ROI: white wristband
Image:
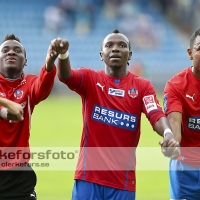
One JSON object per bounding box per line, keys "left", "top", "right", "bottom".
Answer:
{"left": 0, "top": 107, "right": 8, "bottom": 119}
{"left": 163, "top": 128, "right": 173, "bottom": 137}
{"left": 58, "top": 51, "right": 69, "bottom": 60}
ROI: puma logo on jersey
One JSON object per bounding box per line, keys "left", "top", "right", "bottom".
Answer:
{"left": 96, "top": 82, "right": 105, "bottom": 91}
{"left": 30, "top": 190, "right": 36, "bottom": 199}
{"left": 186, "top": 94, "right": 195, "bottom": 102}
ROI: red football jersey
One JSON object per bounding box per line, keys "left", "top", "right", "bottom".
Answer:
{"left": 0, "top": 65, "right": 56, "bottom": 169}
{"left": 59, "top": 68, "right": 165, "bottom": 192}
{"left": 164, "top": 66, "right": 200, "bottom": 167}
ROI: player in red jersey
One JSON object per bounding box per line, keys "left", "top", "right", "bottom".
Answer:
{"left": 164, "top": 29, "right": 200, "bottom": 199}
{"left": 0, "top": 97, "right": 23, "bottom": 121}
{"left": 0, "top": 34, "right": 58, "bottom": 200}
{"left": 51, "top": 29, "right": 180, "bottom": 199}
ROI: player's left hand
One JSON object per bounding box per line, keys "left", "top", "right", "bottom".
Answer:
{"left": 159, "top": 133, "right": 180, "bottom": 159}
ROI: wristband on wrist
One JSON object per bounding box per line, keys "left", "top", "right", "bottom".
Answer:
{"left": 58, "top": 51, "right": 69, "bottom": 60}
{"left": 0, "top": 107, "right": 7, "bottom": 119}
{"left": 163, "top": 128, "right": 173, "bottom": 137}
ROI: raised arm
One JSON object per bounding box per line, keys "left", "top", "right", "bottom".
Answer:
{"left": 57, "top": 43, "right": 71, "bottom": 80}
{"left": 28, "top": 39, "right": 66, "bottom": 105}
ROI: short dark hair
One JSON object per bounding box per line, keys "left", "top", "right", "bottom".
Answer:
{"left": 190, "top": 29, "right": 200, "bottom": 49}
{"left": 2, "top": 34, "right": 21, "bottom": 43}
{"left": 110, "top": 29, "right": 131, "bottom": 51}
{"left": 112, "top": 29, "right": 119, "bottom": 33}
{"left": 101, "top": 29, "right": 131, "bottom": 51}
{"left": 2, "top": 34, "right": 26, "bottom": 58}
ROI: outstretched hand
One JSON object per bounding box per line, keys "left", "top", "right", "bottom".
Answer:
{"left": 159, "top": 133, "right": 180, "bottom": 159}
{"left": 46, "top": 37, "right": 69, "bottom": 69}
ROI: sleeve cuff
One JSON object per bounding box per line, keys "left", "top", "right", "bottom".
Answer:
{"left": 44, "top": 64, "right": 57, "bottom": 73}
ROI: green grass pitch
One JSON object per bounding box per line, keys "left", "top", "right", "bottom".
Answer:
{"left": 30, "top": 94, "right": 170, "bottom": 200}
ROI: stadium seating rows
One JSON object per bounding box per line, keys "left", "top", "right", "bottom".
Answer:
{"left": 0, "top": 0, "right": 191, "bottom": 90}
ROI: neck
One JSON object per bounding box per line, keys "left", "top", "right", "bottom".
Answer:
{"left": 105, "top": 65, "right": 127, "bottom": 77}
{"left": 0, "top": 71, "right": 21, "bottom": 80}
{"left": 192, "top": 66, "right": 200, "bottom": 79}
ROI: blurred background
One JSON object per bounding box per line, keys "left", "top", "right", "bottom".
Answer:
{"left": 0, "top": 0, "right": 199, "bottom": 199}
{"left": 0, "top": 0, "right": 199, "bottom": 91}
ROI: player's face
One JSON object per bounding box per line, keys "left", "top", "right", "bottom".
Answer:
{"left": 188, "top": 35, "right": 200, "bottom": 70}
{"left": 0, "top": 40, "right": 27, "bottom": 78}
{"left": 100, "top": 33, "right": 132, "bottom": 72}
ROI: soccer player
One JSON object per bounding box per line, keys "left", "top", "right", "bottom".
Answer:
{"left": 52, "top": 29, "right": 180, "bottom": 200}
{"left": 0, "top": 97, "right": 23, "bottom": 121}
{"left": 164, "top": 29, "right": 200, "bottom": 199}
{"left": 0, "top": 34, "right": 58, "bottom": 200}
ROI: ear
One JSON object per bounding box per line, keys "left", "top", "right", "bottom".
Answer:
{"left": 100, "top": 51, "right": 103, "bottom": 61}
{"left": 24, "top": 59, "right": 27, "bottom": 66}
{"left": 128, "top": 51, "right": 132, "bottom": 60}
{"left": 187, "top": 48, "right": 193, "bottom": 60}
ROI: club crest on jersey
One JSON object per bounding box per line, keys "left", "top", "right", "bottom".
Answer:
{"left": 128, "top": 88, "right": 138, "bottom": 98}
{"left": 143, "top": 95, "right": 157, "bottom": 113}
{"left": 108, "top": 88, "right": 125, "bottom": 97}
{"left": 14, "top": 90, "right": 23, "bottom": 99}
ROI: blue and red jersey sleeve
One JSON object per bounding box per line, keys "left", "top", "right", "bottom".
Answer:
{"left": 141, "top": 79, "right": 165, "bottom": 127}
{"left": 163, "top": 81, "right": 183, "bottom": 116}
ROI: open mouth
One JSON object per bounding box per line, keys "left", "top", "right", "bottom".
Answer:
{"left": 6, "top": 57, "right": 17, "bottom": 61}
{"left": 109, "top": 55, "right": 121, "bottom": 59}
